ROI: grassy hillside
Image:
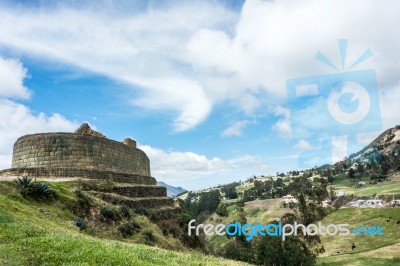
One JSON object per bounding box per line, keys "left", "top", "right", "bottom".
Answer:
{"left": 329, "top": 173, "right": 400, "bottom": 196}
{"left": 178, "top": 171, "right": 400, "bottom": 265}
{"left": 205, "top": 200, "right": 400, "bottom": 265}
{"left": 317, "top": 208, "right": 400, "bottom": 265}
{"left": 0, "top": 181, "right": 248, "bottom": 266}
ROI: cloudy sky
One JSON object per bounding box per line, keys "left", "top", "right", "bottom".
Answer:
{"left": 0, "top": 0, "right": 399, "bottom": 189}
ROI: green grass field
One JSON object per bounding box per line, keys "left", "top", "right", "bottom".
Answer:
{"left": 317, "top": 208, "right": 400, "bottom": 266}
{"left": 329, "top": 173, "right": 400, "bottom": 196}
{"left": 0, "top": 181, "right": 248, "bottom": 266}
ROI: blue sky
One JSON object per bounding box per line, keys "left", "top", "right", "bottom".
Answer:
{"left": 0, "top": 0, "right": 399, "bottom": 190}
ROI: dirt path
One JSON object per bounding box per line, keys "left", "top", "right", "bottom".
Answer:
{"left": 0, "top": 176, "right": 91, "bottom": 182}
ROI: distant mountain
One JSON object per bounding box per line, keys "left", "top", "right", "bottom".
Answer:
{"left": 157, "top": 181, "right": 187, "bottom": 197}
{"left": 347, "top": 125, "right": 400, "bottom": 165}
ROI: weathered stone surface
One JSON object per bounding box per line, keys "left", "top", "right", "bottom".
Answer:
{"left": 0, "top": 167, "right": 157, "bottom": 185}
{"left": 75, "top": 123, "right": 107, "bottom": 138}
{"left": 91, "top": 192, "right": 174, "bottom": 209}
{"left": 11, "top": 133, "right": 150, "bottom": 176}
{"left": 111, "top": 185, "right": 166, "bottom": 198}
{"left": 122, "top": 138, "right": 136, "bottom": 148}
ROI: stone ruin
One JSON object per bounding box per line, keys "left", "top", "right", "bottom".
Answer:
{"left": 0, "top": 124, "right": 175, "bottom": 210}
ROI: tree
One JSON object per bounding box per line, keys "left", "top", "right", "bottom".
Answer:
{"left": 327, "top": 169, "right": 334, "bottom": 183}
{"left": 347, "top": 168, "right": 356, "bottom": 179}
{"left": 215, "top": 203, "right": 228, "bottom": 216}
{"left": 221, "top": 182, "right": 239, "bottom": 199}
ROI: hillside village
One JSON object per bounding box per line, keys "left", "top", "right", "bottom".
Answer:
{"left": 176, "top": 126, "right": 400, "bottom": 264}
{"left": 179, "top": 125, "right": 400, "bottom": 209}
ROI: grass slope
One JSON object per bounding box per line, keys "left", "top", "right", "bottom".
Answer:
{"left": 0, "top": 181, "right": 248, "bottom": 266}
{"left": 329, "top": 173, "right": 400, "bottom": 196}
{"left": 317, "top": 208, "right": 400, "bottom": 266}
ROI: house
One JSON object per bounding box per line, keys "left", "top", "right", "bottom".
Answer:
{"left": 348, "top": 200, "right": 365, "bottom": 207}
{"left": 390, "top": 199, "right": 400, "bottom": 206}
{"left": 281, "top": 194, "right": 298, "bottom": 204}
{"left": 358, "top": 181, "right": 366, "bottom": 187}
{"left": 363, "top": 199, "right": 384, "bottom": 207}
{"left": 336, "top": 191, "right": 346, "bottom": 197}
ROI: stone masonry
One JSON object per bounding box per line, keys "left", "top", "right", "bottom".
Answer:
{"left": 10, "top": 133, "right": 150, "bottom": 176}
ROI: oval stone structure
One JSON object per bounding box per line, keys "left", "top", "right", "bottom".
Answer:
{"left": 0, "top": 124, "right": 178, "bottom": 211}
{"left": 11, "top": 133, "right": 150, "bottom": 176}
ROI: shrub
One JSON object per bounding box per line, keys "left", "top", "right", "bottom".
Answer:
{"left": 31, "top": 182, "right": 57, "bottom": 200}
{"left": 118, "top": 221, "right": 140, "bottom": 238}
{"left": 216, "top": 203, "right": 228, "bottom": 216}
{"left": 100, "top": 206, "right": 120, "bottom": 222}
{"left": 73, "top": 189, "right": 93, "bottom": 217}
{"left": 15, "top": 177, "right": 56, "bottom": 201}
{"left": 178, "top": 212, "right": 193, "bottom": 228}
{"left": 133, "top": 206, "right": 149, "bottom": 216}
{"left": 119, "top": 204, "right": 131, "bottom": 219}
{"left": 15, "top": 176, "right": 34, "bottom": 197}
{"left": 75, "top": 189, "right": 85, "bottom": 198}
{"left": 15, "top": 176, "right": 33, "bottom": 190}
{"left": 74, "top": 217, "right": 87, "bottom": 231}
{"left": 143, "top": 230, "right": 155, "bottom": 245}
{"left": 158, "top": 219, "right": 182, "bottom": 238}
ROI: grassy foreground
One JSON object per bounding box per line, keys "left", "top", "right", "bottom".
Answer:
{"left": 0, "top": 181, "right": 247, "bottom": 266}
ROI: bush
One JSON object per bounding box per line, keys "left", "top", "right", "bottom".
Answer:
{"left": 143, "top": 230, "right": 155, "bottom": 245}
{"left": 158, "top": 219, "right": 182, "bottom": 238}
{"left": 74, "top": 217, "right": 87, "bottom": 231}
{"left": 15, "top": 176, "right": 33, "bottom": 195}
{"left": 100, "top": 206, "right": 120, "bottom": 222}
{"left": 118, "top": 221, "right": 140, "bottom": 238}
{"left": 75, "top": 189, "right": 85, "bottom": 198}
{"left": 133, "top": 206, "right": 149, "bottom": 216}
{"left": 15, "top": 177, "right": 56, "bottom": 200}
{"left": 178, "top": 212, "right": 193, "bottom": 228}
{"left": 73, "top": 189, "right": 93, "bottom": 217}
{"left": 216, "top": 203, "right": 228, "bottom": 216}
{"left": 31, "top": 182, "right": 57, "bottom": 200}
{"left": 119, "top": 204, "right": 131, "bottom": 219}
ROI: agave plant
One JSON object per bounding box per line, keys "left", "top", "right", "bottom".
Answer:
{"left": 15, "top": 176, "right": 34, "bottom": 195}
{"left": 15, "top": 176, "right": 33, "bottom": 188}
{"left": 74, "top": 217, "right": 87, "bottom": 231}
{"left": 32, "top": 182, "right": 55, "bottom": 200}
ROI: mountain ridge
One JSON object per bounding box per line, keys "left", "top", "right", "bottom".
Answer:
{"left": 157, "top": 181, "right": 187, "bottom": 197}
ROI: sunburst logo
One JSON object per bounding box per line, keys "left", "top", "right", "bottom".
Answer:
{"left": 286, "top": 39, "right": 382, "bottom": 168}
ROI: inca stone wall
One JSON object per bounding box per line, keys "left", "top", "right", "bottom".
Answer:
{"left": 11, "top": 133, "right": 150, "bottom": 176}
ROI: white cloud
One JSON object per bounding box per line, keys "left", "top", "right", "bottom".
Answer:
{"left": 0, "top": 99, "right": 79, "bottom": 168}
{"left": 221, "top": 120, "right": 251, "bottom": 137}
{"left": 0, "top": 57, "right": 30, "bottom": 99}
{"left": 379, "top": 84, "right": 400, "bottom": 130}
{"left": 0, "top": 0, "right": 399, "bottom": 134}
{"left": 0, "top": 57, "right": 79, "bottom": 169}
{"left": 139, "top": 144, "right": 268, "bottom": 182}
{"left": 293, "top": 140, "right": 315, "bottom": 151}
{"left": 272, "top": 106, "right": 292, "bottom": 138}
{"left": 0, "top": 2, "right": 236, "bottom": 131}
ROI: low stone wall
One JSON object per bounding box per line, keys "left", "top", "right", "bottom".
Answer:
{"left": 93, "top": 192, "right": 174, "bottom": 209}
{"left": 112, "top": 185, "right": 167, "bottom": 198}
{"left": 0, "top": 167, "right": 156, "bottom": 185}
{"left": 11, "top": 133, "right": 150, "bottom": 176}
